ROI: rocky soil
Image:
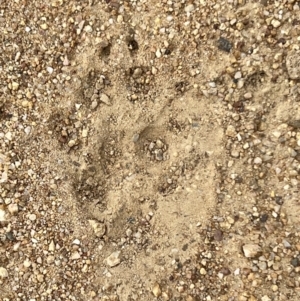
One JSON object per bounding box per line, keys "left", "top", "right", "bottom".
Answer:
{"left": 1, "top": 0, "right": 300, "bottom": 300}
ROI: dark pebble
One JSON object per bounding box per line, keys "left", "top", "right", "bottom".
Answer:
{"left": 217, "top": 37, "right": 232, "bottom": 53}
{"left": 128, "top": 39, "right": 139, "bottom": 51}
{"left": 291, "top": 258, "right": 299, "bottom": 267}
{"left": 164, "top": 48, "right": 171, "bottom": 55}
{"left": 214, "top": 229, "right": 223, "bottom": 241}
{"left": 275, "top": 196, "right": 283, "bottom": 205}
{"left": 182, "top": 243, "right": 188, "bottom": 251}
{"left": 6, "top": 231, "right": 15, "bottom": 241}
{"left": 235, "top": 175, "right": 243, "bottom": 184}
{"left": 260, "top": 214, "right": 268, "bottom": 223}
{"left": 219, "top": 267, "right": 231, "bottom": 276}
{"left": 288, "top": 120, "right": 300, "bottom": 129}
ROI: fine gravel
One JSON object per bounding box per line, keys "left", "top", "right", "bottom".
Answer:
{"left": 1, "top": 0, "right": 300, "bottom": 301}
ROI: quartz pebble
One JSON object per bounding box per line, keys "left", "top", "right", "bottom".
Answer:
{"left": 234, "top": 71, "right": 242, "bottom": 79}
{"left": 261, "top": 296, "right": 271, "bottom": 301}
{"left": 244, "top": 92, "right": 252, "bottom": 99}
{"left": 253, "top": 157, "right": 262, "bottom": 165}
{"left": 0, "top": 209, "right": 6, "bottom": 222}
{"left": 29, "top": 214, "right": 37, "bottom": 221}
{"left": 152, "top": 282, "right": 162, "bottom": 297}
{"left": 49, "top": 240, "right": 55, "bottom": 252}
{"left": 242, "top": 244, "right": 262, "bottom": 258}
{"left": 100, "top": 93, "right": 111, "bottom": 105}
{"left": 71, "top": 251, "right": 81, "bottom": 260}
{"left": 185, "top": 4, "right": 195, "bottom": 13}
{"left": 0, "top": 267, "right": 8, "bottom": 278}
{"left": 88, "top": 220, "right": 106, "bottom": 238}
{"left": 72, "top": 239, "right": 81, "bottom": 245}
{"left": 8, "top": 203, "right": 18, "bottom": 214}
{"left": 106, "top": 251, "right": 121, "bottom": 267}
{"left": 271, "top": 19, "right": 281, "bottom": 28}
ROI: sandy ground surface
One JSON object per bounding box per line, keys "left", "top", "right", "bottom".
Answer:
{"left": 1, "top": 0, "right": 300, "bottom": 300}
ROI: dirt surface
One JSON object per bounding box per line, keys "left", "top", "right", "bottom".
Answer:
{"left": 1, "top": 0, "right": 300, "bottom": 300}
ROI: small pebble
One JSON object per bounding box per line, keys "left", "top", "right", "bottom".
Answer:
{"left": 261, "top": 296, "right": 271, "bottom": 301}
{"left": 244, "top": 92, "right": 252, "bottom": 99}
{"left": 132, "top": 133, "right": 139, "bottom": 142}
{"left": 0, "top": 267, "right": 8, "bottom": 278}
{"left": 185, "top": 4, "right": 195, "bottom": 12}
{"left": 40, "top": 23, "right": 48, "bottom": 30}
{"left": 271, "top": 19, "right": 281, "bottom": 28}
{"left": 100, "top": 93, "right": 111, "bottom": 105}
{"left": 49, "top": 240, "right": 55, "bottom": 252}
{"left": 88, "top": 220, "right": 106, "bottom": 238}
{"left": 24, "top": 258, "right": 31, "bottom": 268}
{"left": 46, "top": 66, "right": 54, "bottom": 74}
{"left": 29, "top": 214, "right": 37, "bottom": 221}
{"left": 37, "top": 274, "right": 44, "bottom": 282}
{"left": 7, "top": 203, "right": 18, "bottom": 214}
{"left": 70, "top": 251, "right": 81, "bottom": 260}
{"left": 106, "top": 251, "right": 121, "bottom": 267}
{"left": 82, "top": 129, "right": 88, "bottom": 138}
{"left": 234, "top": 71, "right": 242, "bottom": 79}
{"left": 152, "top": 282, "right": 162, "bottom": 297}
{"left": 91, "top": 100, "right": 98, "bottom": 109}
{"left": 291, "top": 258, "right": 299, "bottom": 267}
{"left": 11, "top": 81, "right": 19, "bottom": 90}
{"left": 156, "top": 49, "right": 162, "bottom": 58}
{"left": 231, "top": 150, "right": 240, "bottom": 158}
{"left": 68, "top": 140, "right": 76, "bottom": 147}
{"left": 217, "top": 37, "right": 232, "bottom": 52}
{"left": 242, "top": 244, "right": 262, "bottom": 258}
{"left": 253, "top": 157, "right": 262, "bottom": 164}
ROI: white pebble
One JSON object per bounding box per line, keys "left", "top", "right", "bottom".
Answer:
{"left": 49, "top": 240, "right": 55, "bottom": 252}
{"left": 253, "top": 157, "right": 262, "bottom": 164}
{"left": 0, "top": 267, "right": 8, "bottom": 278}
{"left": 68, "top": 140, "right": 76, "bottom": 147}
{"left": 155, "top": 49, "right": 162, "bottom": 58}
{"left": 24, "top": 258, "right": 31, "bottom": 268}
{"left": 234, "top": 71, "right": 242, "bottom": 79}
{"left": 70, "top": 251, "right": 81, "bottom": 260}
{"left": 72, "top": 239, "right": 81, "bottom": 245}
{"left": 46, "top": 66, "right": 54, "bottom": 74}
{"left": 185, "top": 4, "right": 195, "bottom": 12}
{"left": 84, "top": 25, "right": 93, "bottom": 33}
{"left": 152, "top": 282, "right": 162, "bottom": 297}
{"left": 0, "top": 209, "right": 6, "bottom": 222}
{"left": 5, "top": 132, "right": 12, "bottom": 140}
{"left": 8, "top": 203, "right": 18, "bottom": 214}
{"left": 29, "top": 213, "right": 36, "bottom": 221}
{"left": 242, "top": 244, "right": 261, "bottom": 258}
{"left": 244, "top": 92, "right": 252, "bottom": 99}
{"left": 24, "top": 126, "right": 31, "bottom": 135}
{"left": 271, "top": 19, "right": 281, "bottom": 28}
